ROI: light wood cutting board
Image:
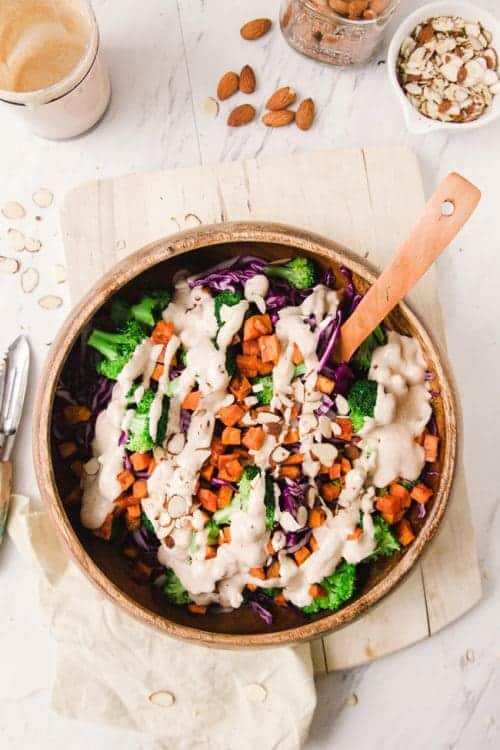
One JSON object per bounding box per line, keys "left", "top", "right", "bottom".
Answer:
{"left": 60, "top": 145, "right": 482, "bottom": 675}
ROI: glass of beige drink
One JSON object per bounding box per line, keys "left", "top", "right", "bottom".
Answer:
{"left": 0, "top": 0, "right": 111, "bottom": 139}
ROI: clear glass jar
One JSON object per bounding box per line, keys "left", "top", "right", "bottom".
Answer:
{"left": 280, "top": 0, "right": 400, "bottom": 67}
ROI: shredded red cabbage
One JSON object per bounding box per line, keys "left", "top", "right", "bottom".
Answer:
{"left": 180, "top": 409, "right": 192, "bottom": 433}
{"left": 315, "top": 394, "right": 335, "bottom": 416}
{"left": 333, "top": 362, "right": 354, "bottom": 396}
{"left": 286, "top": 529, "right": 312, "bottom": 553}
{"left": 340, "top": 266, "right": 362, "bottom": 317}
{"left": 279, "top": 478, "right": 308, "bottom": 519}
{"left": 317, "top": 310, "right": 343, "bottom": 373}
{"left": 210, "top": 477, "right": 238, "bottom": 490}
{"left": 417, "top": 503, "right": 427, "bottom": 519}
{"left": 188, "top": 255, "right": 266, "bottom": 292}
{"left": 248, "top": 596, "right": 273, "bottom": 626}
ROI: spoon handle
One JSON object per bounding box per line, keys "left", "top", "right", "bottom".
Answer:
{"left": 336, "top": 172, "right": 481, "bottom": 364}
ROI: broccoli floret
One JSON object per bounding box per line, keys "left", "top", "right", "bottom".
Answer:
{"left": 214, "top": 290, "right": 243, "bottom": 327}
{"left": 141, "top": 511, "right": 155, "bottom": 533}
{"left": 303, "top": 561, "right": 356, "bottom": 614}
{"left": 88, "top": 320, "right": 147, "bottom": 380}
{"left": 126, "top": 390, "right": 155, "bottom": 452}
{"left": 261, "top": 587, "right": 279, "bottom": 597}
{"left": 251, "top": 375, "right": 273, "bottom": 405}
{"left": 163, "top": 569, "right": 191, "bottom": 605}
{"left": 179, "top": 348, "right": 188, "bottom": 366}
{"left": 212, "top": 465, "right": 260, "bottom": 525}
{"left": 293, "top": 362, "right": 306, "bottom": 378}
{"left": 347, "top": 378, "right": 378, "bottom": 433}
{"left": 265, "top": 472, "right": 276, "bottom": 531}
{"left": 110, "top": 298, "right": 132, "bottom": 327}
{"left": 264, "top": 257, "right": 317, "bottom": 290}
{"left": 352, "top": 325, "right": 385, "bottom": 373}
{"left": 369, "top": 514, "right": 400, "bottom": 561}
{"left": 130, "top": 290, "right": 171, "bottom": 328}
{"left": 225, "top": 348, "right": 237, "bottom": 377}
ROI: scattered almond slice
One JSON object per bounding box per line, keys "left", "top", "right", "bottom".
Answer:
{"left": 2, "top": 201, "right": 25, "bottom": 220}
{"left": 53, "top": 264, "right": 67, "bottom": 284}
{"left": 38, "top": 294, "right": 62, "bottom": 309}
{"left": 148, "top": 690, "right": 175, "bottom": 707}
{"left": 201, "top": 96, "right": 219, "bottom": 118}
{"left": 184, "top": 213, "right": 202, "bottom": 227}
{"left": 24, "top": 237, "right": 42, "bottom": 253}
{"left": 32, "top": 189, "right": 54, "bottom": 208}
{"left": 0, "top": 256, "right": 20, "bottom": 274}
{"left": 7, "top": 228, "right": 26, "bottom": 252}
{"left": 115, "top": 239, "right": 127, "bottom": 250}
{"left": 21, "top": 268, "right": 39, "bottom": 293}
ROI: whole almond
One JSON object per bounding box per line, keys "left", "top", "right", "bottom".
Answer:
{"left": 262, "top": 110, "right": 295, "bottom": 127}
{"left": 266, "top": 86, "right": 297, "bottom": 111}
{"left": 296, "top": 98, "right": 315, "bottom": 130}
{"left": 217, "top": 71, "right": 239, "bottom": 100}
{"left": 228, "top": 104, "right": 256, "bottom": 127}
{"left": 239, "top": 65, "right": 256, "bottom": 94}
{"left": 240, "top": 18, "right": 272, "bottom": 41}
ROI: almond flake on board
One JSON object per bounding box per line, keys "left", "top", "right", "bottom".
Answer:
{"left": 0, "top": 256, "right": 20, "bottom": 274}
{"left": 7, "top": 228, "right": 26, "bottom": 252}
{"left": 53, "top": 264, "right": 67, "bottom": 284}
{"left": 201, "top": 96, "right": 219, "bottom": 118}
{"left": 148, "top": 690, "right": 175, "bottom": 707}
{"left": 24, "top": 237, "right": 42, "bottom": 253}
{"left": 21, "top": 268, "right": 39, "bottom": 293}
{"left": 32, "top": 189, "right": 54, "bottom": 208}
{"left": 2, "top": 201, "right": 25, "bottom": 220}
{"left": 38, "top": 294, "right": 63, "bottom": 309}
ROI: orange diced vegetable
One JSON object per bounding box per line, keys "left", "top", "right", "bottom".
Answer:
{"left": 243, "top": 314, "right": 273, "bottom": 341}
{"left": 130, "top": 452, "right": 151, "bottom": 472}
{"left": 188, "top": 604, "right": 207, "bottom": 615}
{"left": 424, "top": 433, "right": 439, "bottom": 462}
{"left": 309, "top": 536, "right": 319, "bottom": 553}
{"left": 220, "top": 526, "right": 232, "bottom": 544}
{"left": 218, "top": 404, "right": 245, "bottom": 427}
{"left": 217, "top": 486, "right": 234, "bottom": 509}
{"left": 221, "top": 426, "right": 241, "bottom": 445}
{"left": 236, "top": 354, "right": 259, "bottom": 378}
{"left": 316, "top": 375, "right": 335, "bottom": 395}
{"left": 156, "top": 346, "right": 167, "bottom": 365}
{"left": 308, "top": 584, "right": 326, "bottom": 599}
{"left": 257, "top": 359, "right": 274, "bottom": 375}
{"left": 218, "top": 455, "right": 244, "bottom": 483}
{"left": 283, "top": 452, "right": 304, "bottom": 466}
{"left": 205, "top": 545, "right": 217, "bottom": 559}
{"left": 200, "top": 462, "right": 215, "bottom": 481}
{"left": 151, "top": 363, "right": 164, "bottom": 382}
{"left": 389, "top": 482, "right": 411, "bottom": 508}
{"left": 396, "top": 518, "right": 415, "bottom": 546}
{"left": 266, "top": 540, "right": 275, "bottom": 555}
{"left": 209, "top": 436, "right": 225, "bottom": 464}
{"left": 335, "top": 418, "right": 353, "bottom": 441}
{"left": 242, "top": 339, "right": 260, "bottom": 356}
{"left": 246, "top": 583, "right": 257, "bottom": 592}
{"left": 242, "top": 426, "right": 265, "bottom": 451}
{"left": 274, "top": 593, "right": 287, "bottom": 607}
{"left": 133, "top": 480, "right": 148, "bottom": 499}
{"left": 341, "top": 457, "right": 352, "bottom": 475}
{"left": 375, "top": 494, "right": 404, "bottom": 525}
{"left": 115, "top": 494, "right": 141, "bottom": 510}
{"left": 151, "top": 320, "right": 174, "bottom": 345}
{"left": 294, "top": 547, "right": 311, "bottom": 566}
{"left": 117, "top": 469, "right": 135, "bottom": 491}
{"left": 347, "top": 527, "right": 363, "bottom": 541}
{"left": 182, "top": 390, "right": 202, "bottom": 410}
{"left": 57, "top": 441, "right": 77, "bottom": 459}
{"left": 64, "top": 405, "right": 92, "bottom": 424}
{"left": 283, "top": 428, "right": 299, "bottom": 445}
{"left": 258, "top": 334, "right": 281, "bottom": 364}
{"left": 249, "top": 567, "right": 266, "bottom": 580}
{"left": 267, "top": 560, "right": 280, "bottom": 578}
{"left": 292, "top": 343, "right": 304, "bottom": 365}
{"left": 410, "top": 483, "right": 433, "bottom": 505}
{"left": 321, "top": 482, "right": 340, "bottom": 502}
{"left": 280, "top": 465, "right": 301, "bottom": 480}
{"left": 309, "top": 508, "right": 326, "bottom": 528}
{"left": 329, "top": 463, "right": 342, "bottom": 480}
{"left": 230, "top": 375, "right": 252, "bottom": 402}
{"left": 198, "top": 488, "right": 218, "bottom": 512}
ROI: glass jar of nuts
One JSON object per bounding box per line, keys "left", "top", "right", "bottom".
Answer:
{"left": 280, "top": 0, "right": 400, "bottom": 67}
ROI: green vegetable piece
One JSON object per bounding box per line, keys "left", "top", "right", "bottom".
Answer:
{"left": 293, "top": 362, "right": 306, "bottom": 378}
{"left": 141, "top": 511, "right": 155, "bottom": 534}
{"left": 130, "top": 290, "right": 171, "bottom": 328}
{"left": 206, "top": 518, "right": 220, "bottom": 545}
{"left": 352, "top": 325, "right": 385, "bottom": 373}
{"left": 88, "top": 320, "right": 147, "bottom": 381}
{"left": 166, "top": 377, "right": 180, "bottom": 397}
{"left": 261, "top": 587, "right": 279, "bottom": 597}
{"left": 303, "top": 561, "right": 356, "bottom": 614}
{"left": 212, "top": 465, "right": 260, "bottom": 524}
{"left": 225, "top": 348, "right": 237, "bottom": 377}
{"left": 347, "top": 378, "right": 378, "bottom": 433}
{"left": 265, "top": 472, "right": 276, "bottom": 531}
{"left": 369, "top": 514, "right": 400, "bottom": 561}
{"left": 163, "top": 569, "right": 191, "bottom": 605}
{"left": 110, "top": 299, "right": 131, "bottom": 327}
{"left": 264, "top": 257, "right": 317, "bottom": 290}
{"left": 251, "top": 375, "right": 273, "bottom": 406}
{"left": 214, "top": 290, "right": 243, "bottom": 327}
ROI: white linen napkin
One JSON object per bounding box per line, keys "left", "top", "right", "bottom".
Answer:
{"left": 7, "top": 495, "right": 316, "bottom": 749}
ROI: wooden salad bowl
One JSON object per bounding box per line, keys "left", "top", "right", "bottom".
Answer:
{"left": 33, "top": 222, "right": 457, "bottom": 648}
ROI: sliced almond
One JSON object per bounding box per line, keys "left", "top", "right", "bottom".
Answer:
{"left": 38, "top": 294, "right": 62, "bottom": 309}
{"left": 296, "top": 98, "right": 315, "bottom": 131}
{"left": 21, "top": 267, "right": 39, "bottom": 293}
{"left": 240, "top": 18, "right": 272, "bottom": 41}
{"left": 270, "top": 446, "right": 291, "bottom": 464}
{"left": 2, "top": 201, "right": 25, "bottom": 219}
{"left": 53, "top": 264, "right": 67, "bottom": 284}
{"left": 266, "top": 86, "right": 297, "bottom": 111}
{"left": 167, "top": 433, "right": 186, "bottom": 455}
{"left": 217, "top": 71, "right": 239, "bottom": 101}
{"left": 32, "top": 189, "right": 53, "bottom": 208}
{"left": 201, "top": 96, "right": 219, "bottom": 118}
{"left": 227, "top": 103, "right": 256, "bottom": 127}
{"left": 262, "top": 110, "right": 295, "bottom": 127}
{"left": 167, "top": 494, "right": 188, "bottom": 519}
{"left": 148, "top": 690, "right": 175, "bottom": 707}
{"left": 24, "top": 237, "right": 41, "bottom": 253}
{"left": 239, "top": 65, "right": 256, "bottom": 94}
{"left": 256, "top": 412, "right": 281, "bottom": 424}
{"left": 115, "top": 239, "right": 127, "bottom": 250}
{"left": 311, "top": 442, "right": 338, "bottom": 467}
{"left": 318, "top": 415, "right": 332, "bottom": 439}
{"left": 299, "top": 413, "right": 318, "bottom": 435}
{"left": 0, "top": 256, "right": 19, "bottom": 274}
{"left": 7, "top": 228, "right": 26, "bottom": 252}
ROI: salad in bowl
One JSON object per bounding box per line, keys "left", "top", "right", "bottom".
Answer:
{"left": 52, "top": 248, "right": 441, "bottom": 628}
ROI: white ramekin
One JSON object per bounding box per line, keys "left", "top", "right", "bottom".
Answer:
{"left": 387, "top": 0, "right": 500, "bottom": 134}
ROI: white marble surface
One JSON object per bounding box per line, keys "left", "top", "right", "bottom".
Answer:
{"left": 0, "top": 0, "right": 499, "bottom": 748}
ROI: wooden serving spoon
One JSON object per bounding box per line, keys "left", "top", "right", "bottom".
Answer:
{"left": 335, "top": 172, "right": 481, "bottom": 364}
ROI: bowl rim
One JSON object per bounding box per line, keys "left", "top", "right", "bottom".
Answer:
{"left": 387, "top": 0, "right": 500, "bottom": 135}
{"left": 33, "top": 221, "right": 457, "bottom": 648}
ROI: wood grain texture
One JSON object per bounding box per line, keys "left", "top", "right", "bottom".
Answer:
{"left": 54, "top": 146, "right": 482, "bottom": 671}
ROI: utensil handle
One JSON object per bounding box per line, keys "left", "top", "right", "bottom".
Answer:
{"left": 337, "top": 173, "right": 481, "bottom": 363}
{"left": 0, "top": 461, "right": 12, "bottom": 546}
